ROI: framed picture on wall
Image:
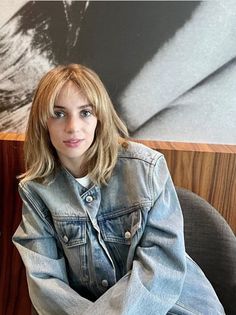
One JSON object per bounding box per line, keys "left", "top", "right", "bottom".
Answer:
{"left": 0, "top": 0, "right": 235, "bottom": 145}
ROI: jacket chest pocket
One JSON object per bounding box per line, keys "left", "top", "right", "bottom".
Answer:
{"left": 99, "top": 207, "right": 142, "bottom": 245}
{"left": 53, "top": 216, "right": 87, "bottom": 248}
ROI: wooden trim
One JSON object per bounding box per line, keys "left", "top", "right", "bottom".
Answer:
{"left": 133, "top": 139, "right": 236, "bottom": 154}
{"left": 0, "top": 133, "right": 25, "bottom": 141}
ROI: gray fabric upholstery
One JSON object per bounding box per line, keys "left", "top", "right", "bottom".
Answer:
{"left": 176, "top": 187, "right": 236, "bottom": 315}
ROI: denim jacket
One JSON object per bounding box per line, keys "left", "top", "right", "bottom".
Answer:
{"left": 13, "top": 141, "right": 225, "bottom": 315}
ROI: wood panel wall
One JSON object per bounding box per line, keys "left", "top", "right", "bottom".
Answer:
{"left": 0, "top": 134, "right": 31, "bottom": 315}
{"left": 1, "top": 133, "right": 236, "bottom": 315}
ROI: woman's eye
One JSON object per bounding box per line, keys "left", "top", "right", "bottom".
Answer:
{"left": 53, "top": 111, "right": 65, "bottom": 118}
{"left": 80, "top": 110, "right": 92, "bottom": 118}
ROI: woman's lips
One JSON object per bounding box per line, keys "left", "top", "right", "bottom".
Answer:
{"left": 63, "top": 139, "right": 83, "bottom": 148}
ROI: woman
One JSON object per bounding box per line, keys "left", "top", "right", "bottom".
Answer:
{"left": 13, "top": 64, "right": 225, "bottom": 315}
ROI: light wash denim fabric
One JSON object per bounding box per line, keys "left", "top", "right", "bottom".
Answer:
{"left": 13, "top": 141, "right": 225, "bottom": 315}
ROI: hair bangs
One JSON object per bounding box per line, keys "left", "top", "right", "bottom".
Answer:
{"left": 69, "top": 72, "right": 101, "bottom": 115}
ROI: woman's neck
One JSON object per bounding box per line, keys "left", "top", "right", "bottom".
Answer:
{"left": 61, "top": 161, "right": 88, "bottom": 178}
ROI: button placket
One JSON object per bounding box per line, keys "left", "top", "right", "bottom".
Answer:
{"left": 81, "top": 188, "right": 116, "bottom": 279}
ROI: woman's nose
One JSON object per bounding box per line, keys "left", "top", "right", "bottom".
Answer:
{"left": 65, "top": 116, "right": 80, "bottom": 133}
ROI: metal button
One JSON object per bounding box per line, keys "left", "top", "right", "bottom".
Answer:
{"left": 85, "top": 195, "right": 93, "bottom": 203}
{"left": 125, "top": 231, "right": 131, "bottom": 239}
{"left": 101, "top": 279, "right": 108, "bottom": 287}
{"left": 63, "top": 235, "right": 69, "bottom": 243}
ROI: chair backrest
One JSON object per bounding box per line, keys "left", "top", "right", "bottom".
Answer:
{"left": 176, "top": 187, "right": 236, "bottom": 315}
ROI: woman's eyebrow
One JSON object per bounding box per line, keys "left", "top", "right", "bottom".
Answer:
{"left": 54, "top": 104, "right": 93, "bottom": 109}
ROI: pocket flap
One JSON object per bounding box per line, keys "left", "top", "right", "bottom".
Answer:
{"left": 53, "top": 217, "right": 87, "bottom": 247}
{"left": 99, "top": 208, "right": 141, "bottom": 245}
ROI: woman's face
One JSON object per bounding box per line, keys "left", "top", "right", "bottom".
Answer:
{"left": 47, "top": 81, "right": 97, "bottom": 176}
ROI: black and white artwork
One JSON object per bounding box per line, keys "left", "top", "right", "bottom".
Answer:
{"left": 0, "top": 0, "right": 236, "bottom": 144}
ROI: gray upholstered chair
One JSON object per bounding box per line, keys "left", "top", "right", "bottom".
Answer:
{"left": 176, "top": 187, "right": 236, "bottom": 315}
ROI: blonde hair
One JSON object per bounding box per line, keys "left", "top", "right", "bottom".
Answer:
{"left": 20, "top": 64, "right": 128, "bottom": 185}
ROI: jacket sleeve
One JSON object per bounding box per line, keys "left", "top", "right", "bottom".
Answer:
{"left": 86, "top": 155, "right": 186, "bottom": 315}
{"left": 13, "top": 184, "right": 93, "bottom": 315}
